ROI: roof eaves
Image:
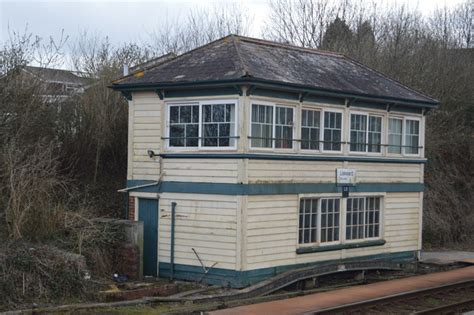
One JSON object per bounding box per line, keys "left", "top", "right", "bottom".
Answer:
{"left": 111, "top": 77, "right": 439, "bottom": 108}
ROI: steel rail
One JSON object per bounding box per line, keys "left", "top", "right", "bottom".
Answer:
{"left": 309, "top": 279, "right": 474, "bottom": 314}
{"left": 414, "top": 297, "right": 474, "bottom": 314}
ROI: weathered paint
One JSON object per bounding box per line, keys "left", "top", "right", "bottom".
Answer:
{"left": 138, "top": 198, "right": 159, "bottom": 277}
{"left": 158, "top": 250, "right": 416, "bottom": 288}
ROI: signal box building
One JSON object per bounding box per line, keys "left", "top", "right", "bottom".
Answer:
{"left": 111, "top": 35, "right": 438, "bottom": 287}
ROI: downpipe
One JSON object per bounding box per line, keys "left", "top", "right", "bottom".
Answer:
{"left": 170, "top": 202, "right": 176, "bottom": 281}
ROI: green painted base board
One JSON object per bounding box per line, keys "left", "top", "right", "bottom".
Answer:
{"left": 159, "top": 250, "right": 417, "bottom": 288}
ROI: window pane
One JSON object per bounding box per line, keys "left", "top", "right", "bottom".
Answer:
{"left": 405, "top": 120, "right": 420, "bottom": 154}
{"left": 169, "top": 104, "right": 199, "bottom": 147}
{"left": 301, "top": 109, "right": 320, "bottom": 150}
{"left": 275, "top": 107, "right": 293, "bottom": 149}
{"left": 346, "top": 197, "right": 365, "bottom": 240}
{"left": 346, "top": 196, "right": 381, "bottom": 240}
{"left": 251, "top": 104, "right": 273, "bottom": 148}
{"left": 323, "top": 112, "right": 342, "bottom": 151}
{"left": 320, "top": 198, "right": 340, "bottom": 243}
{"left": 202, "top": 104, "right": 235, "bottom": 147}
{"left": 388, "top": 118, "right": 402, "bottom": 154}
{"left": 350, "top": 114, "right": 367, "bottom": 152}
{"left": 298, "top": 198, "right": 319, "bottom": 244}
{"left": 368, "top": 116, "right": 382, "bottom": 153}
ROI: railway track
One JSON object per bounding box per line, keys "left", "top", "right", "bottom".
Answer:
{"left": 313, "top": 279, "right": 474, "bottom": 314}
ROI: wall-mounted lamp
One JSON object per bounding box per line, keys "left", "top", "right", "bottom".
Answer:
{"left": 147, "top": 149, "right": 156, "bottom": 158}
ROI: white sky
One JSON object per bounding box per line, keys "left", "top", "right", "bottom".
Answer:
{"left": 0, "top": 0, "right": 466, "bottom": 47}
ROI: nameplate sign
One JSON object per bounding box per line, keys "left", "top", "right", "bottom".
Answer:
{"left": 336, "top": 168, "right": 356, "bottom": 186}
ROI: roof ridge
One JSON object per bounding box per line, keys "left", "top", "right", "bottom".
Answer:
{"left": 113, "top": 35, "right": 235, "bottom": 84}
{"left": 234, "top": 35, "right": 345, "bottom": 58}
{"left": 341, "top": 55, "right": 438, "bottom": 102}
{"left": 230, "top": 35, "right": 252, "bottom": 77}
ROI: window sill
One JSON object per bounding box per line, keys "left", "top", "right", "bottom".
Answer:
{"left": 296, "top": 239, "right": 386, "bottom": 254}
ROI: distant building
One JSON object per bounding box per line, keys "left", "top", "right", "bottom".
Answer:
{"left": 23, "top": 66, "right": 93, "bottom": 102}
{"left": 112, "top": 35, "right": 439, "bottom": 287}
{"left": 1, "top": 66, "right": 93, "bottom": 103}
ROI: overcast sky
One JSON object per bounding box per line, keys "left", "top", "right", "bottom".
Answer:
{"left": 1, "top": 0, "right": 465, "bottom": 49}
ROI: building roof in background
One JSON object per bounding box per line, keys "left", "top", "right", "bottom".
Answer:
{"left": 112, "top": 35, "right": 438, "bottom": 106}
{"left": 24, "top": 66, "right": 93, "bottom": 86}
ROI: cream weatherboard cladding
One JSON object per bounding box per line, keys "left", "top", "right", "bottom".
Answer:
{"left": 126, "top": 90, "right": 426, "bottom": 284}
{"left": 114, "top": 35, "right": 436, "bottom": 287}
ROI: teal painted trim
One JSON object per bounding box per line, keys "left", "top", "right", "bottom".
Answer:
{"left": 111, "top": 78, "right": 439, "bottom": 108}
{"left": 126, "top": 180, "right": 424, "bottom": 195}
{"left": 251, "top": 88, "right": 299, "bottom": 101}
{"left": 296, "top": 239, "right": 386, "bottom": 254}
{"left": 165, "top": 87, "right": 239, "bottom": 98}
{"left": 305, "top": 94, "right": 346, "bottom": 106}
{"left": 158, "top": 250, "right": 417, "bottom": 288}
{"left": 159, "top": 153, "right": 427, "bottom": 164}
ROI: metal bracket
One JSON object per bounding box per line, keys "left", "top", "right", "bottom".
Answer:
{"left": 192, "top": 248, "right": 218, "bottom": 283}
{"left": 299, "top": 92, "right": 309, "bottom": 103}
{"left": 386, "top": 103, "right": 392, "bottom": 112}
{"left": 121, "top": 91, "right": 132, "bottom": 101}
{"left": 155, "top": 89, "right": 164, "bottom": 100}
{"left": 346, "top": 98, "right": 355, "bottom": 107}
{"left": 246, "top": 85, "right": 257, "bottom": 96}
{"left": 233, "top": 85, "right": 243, "bottom": 96}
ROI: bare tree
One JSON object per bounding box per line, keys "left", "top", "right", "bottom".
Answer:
{"left": 147, "top": 3, "right": 252, "bottom": 55}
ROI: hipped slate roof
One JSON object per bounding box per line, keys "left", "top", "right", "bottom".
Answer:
{"left": 112, "top": 35, "right": 438, "bottom": 106}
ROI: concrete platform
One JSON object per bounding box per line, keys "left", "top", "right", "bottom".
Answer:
{"left": 421, "top": 250, "right": 474, "bottom": 265}
{"left": 210, "top": 265, "right": 474, "bottom": 315}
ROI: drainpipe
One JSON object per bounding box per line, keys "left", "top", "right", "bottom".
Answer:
{"left": 170, "top": 202, "right": 177, "bottom": 281}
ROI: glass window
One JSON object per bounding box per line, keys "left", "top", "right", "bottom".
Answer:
{"left": 405, "top": 119, "right": 420, "bottom": 155}
{"left": 251, "top": 104, "right": 294, "bottom": 149}
{"left": 350, "top": 114, "right": 367, "bottom": 152}
{"left": 320, "top": 198, "right": 340, "bottom": 242}
{"left": 202, "top": 103, "right": 235, "bottom": 147}
{"left": 323, "top": 111, "right": 342, "bottom": 151}
{"left": 275, "top": 107, "right": 294, "bottom": 149}
{"left": 388, "top": 118, "right": 403, "bottom": 154}
{"left": 346, "top": 196, "right": 381, "bottom": 240}
{"left": 301, "top": 109, "right": 320, "bottom": 150}
{"left": 350, "top": 113, "right": 382, "bottom": 153}
{"left": 169, "top": 104, "right": 199, "bottom": 147}
{"left": 368, "top": 116, "right": 382, "bottom": 153}
{"left": 299, "top": 198, "right": 318, "bottom": 244}
{"left": 251, "top": 104, "right": 273, "bottom": 148}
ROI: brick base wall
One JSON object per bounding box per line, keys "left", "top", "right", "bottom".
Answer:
{"left": 128, "top": 195, "right": 136, "bottom": 221}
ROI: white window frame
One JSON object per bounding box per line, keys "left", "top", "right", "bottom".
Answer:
{"left": 249, "top": 101, "right": 296, "bottom": 151}
{"left": 387, "top": 116, "right": 404, "bottom": 156}
{"left": 344, "top": 195, "right": 383, "bottom": 243}
{"left": 300, "top": 107, "right": 322, "bottom": 152}
{"left": 165, "top": 99, "right": 238, "bottom": 151}
{"left": 297, "top": 192, "right": 385, "bottom": 248}
{"left": 403, "top": 116, "right": 422, "bottom": 157}
{"left": 298, "top": 197, "right": 341, "bottom": 247}
{"left": 348, "top": 111, "right": 383, "bottom": 155}
{"left": 321, "top": 108, "right": 344, "bottom": 154}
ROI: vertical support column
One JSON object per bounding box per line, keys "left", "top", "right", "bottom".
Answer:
{"left": 127, "top": 96, "right": 134, "bottom": 179}
{"left": 170, "top": 202, "right": 176, "bottom": 280}
{"left": 240, "top": 86, "right": 249, "bottom": 153}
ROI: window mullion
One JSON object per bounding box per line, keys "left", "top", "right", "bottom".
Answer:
{"left": 198, "top": 103, "right": 202, "bottom": 148}
{"left": 365, "top": 114, "right": 369, "bottom": 153}
{"left": 317, "top": 199, "right": 321, "bottom": 243}
{"left": 272, "top": 105, "right": 276, "bottom": 149}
